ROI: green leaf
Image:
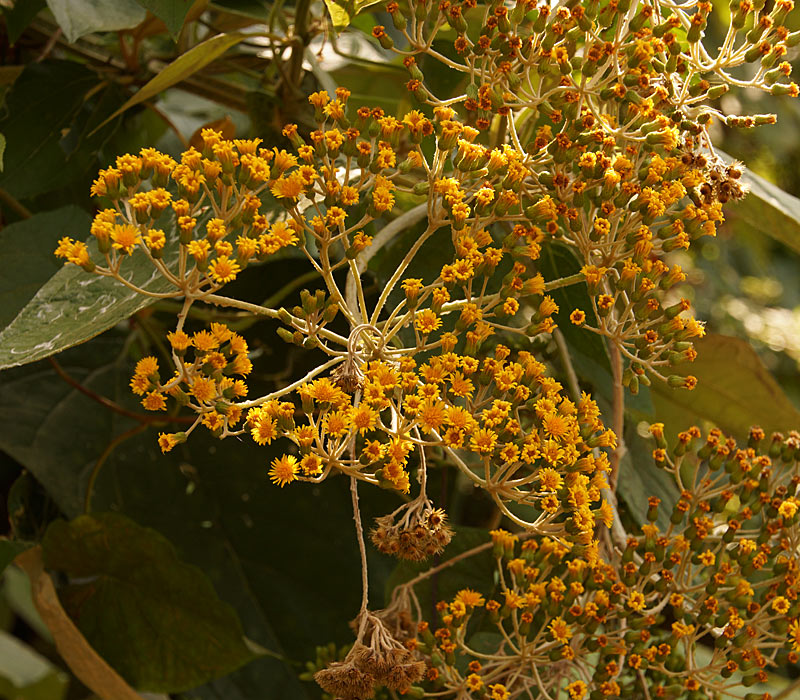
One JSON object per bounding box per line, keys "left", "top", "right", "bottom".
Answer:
{"left": 0, "top": 62, "right": 126, "bottom": 200}
{"left": 651, "top": 333, "right": 800, "bottom": 441}
{"left": 0, "top": 630, "right": 69, "bottom": 700}
{"left": 0, "top": 237, "right": 179, "bottom": 370}
{"left": 0, "top": 538, "right": 31, "bottom": 578}
{"left": 42, "top": 512, "right": 260, "bottom": 693}
{"left": 0, "top": 0, "right": 47, "bottom": 44}
{"left": 0, "top": 61, "right": 94, "bottom": 199}
{"left": 135, "top": 0, "right": 194, "bottom": 37}
{"left": 0, "top": 206, "right": 91, "bottom": 330}
{"left": 720, "top": 149, "right": 800, "bottom": 256}
{"left": 323, "top": 0, "right": 384, "bottom": 29}
{"left": 97, "top": 32, "right": 251, "bottom": 128}
{"left": 44, "top": 0, "right": 147, "bottom": 42}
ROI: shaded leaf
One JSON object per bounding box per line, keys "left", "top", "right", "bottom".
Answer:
{"left": 42, "top": 513, "right": 260, "bottom": 693}
{"left": 0, "top": 0, "right": 46, "bottom": 44}
{"left": 0, "top": 62, "right": 126, "bottom": 201}
{"left": 0, "top": 629, "right": 69, "bottom": 700}
{"left": 14, "top": 547, "right": 146, "bottom": 700}
{"left": 135, "top": 0, "right": 194, "bottom": 38}
{"left": 0, "top": 238, "right": 179, "bottom": 370}
{"left": 323, "top": 0, "right": 384, "bottom": 29}
{"left": 98, "top": 32, "right": 251, "bottom": 128}
{"left": 0, "top": 61, "right": 94, "bottom": 199}
{"left": 651, "top": 333, "right": 800, "bottom": 441}
{"left": 0, "top": 206, "right": 91, "bottom": 329}
{"left": 45, "top": 0, "right": 147, "bottom": 42}
{"left": 0, "top": 537, "right": 31, "bottom": 577}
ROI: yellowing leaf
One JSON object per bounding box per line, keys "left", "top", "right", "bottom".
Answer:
{"left": 323, "top": 0, "right": 384, "bottom": 29}
{"left": 652, "top": 333, "right": 800, "bottom": 440}
{"left": 96, "top": 32, "right": 250, "bottom": 129}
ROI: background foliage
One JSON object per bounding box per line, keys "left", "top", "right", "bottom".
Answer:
{"left": 2, "top": 0, "right": 800, "bottom": 698}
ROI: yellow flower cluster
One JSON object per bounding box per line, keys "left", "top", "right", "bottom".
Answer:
{"left": 56, "top": 137, "right": 301, "bottom": 295}
{"left": 132, "top": 322, "right": 252, "bottom": 449}
{"left": 372, "top": 427, "right": 800, "bottom": 700}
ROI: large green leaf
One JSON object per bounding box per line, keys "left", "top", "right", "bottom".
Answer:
{"left": 0, "top": 237, "right": 179, "bottom": 370}
{"left": 42, "top": 512, "right": 260, "bottom": 693}
{"left": 0, "top": 61, "right": 94, "bottom": 199}
{"left": 0, "top": 334, "right": 399, "bottom": 698}
{"left": 135, "top": 0, "right": 194, "bottom": 37}
{"left": 0, "top": 206, "right": 91, "bottom": 330}
{"left": 45, "top": 0, "right": 147, "bottom": 42}
{"left": 0, "top": 630, "right": 69, "bottom": 700}
{"left": 98, "top": 32, "right": 251, "bottom": 128}
{"left": 721, "top": 149, "right": 800, "bottom": 256}
{"left": 0, "top": 61, "right": 125, "bottom": 200}
{"left": 651, "top": 333, "right": 800, "bottom": 441}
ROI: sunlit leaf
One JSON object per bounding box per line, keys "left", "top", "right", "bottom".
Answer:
{"left": 97, "top": 32, "right": 251, "bottom": 128}
{"left": 323, "top": 0, "right": 384, "bottom": 29}
{"left": 651, "top": 333, "right": 800, "bottom": 440}
{"left": 0, "top": 235, "right": 179, "bottom": 370}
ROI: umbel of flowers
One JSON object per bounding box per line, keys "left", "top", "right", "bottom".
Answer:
{"left": 314, "top": 427, "right": 800, "bottom": 700}
{"left": 53, "top": 0, "right": 800, "bottom": 696}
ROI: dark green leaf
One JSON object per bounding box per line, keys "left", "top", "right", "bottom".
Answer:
{"left": 0, "top": 233, "right": 180, "bottom": 370}
{"left": 0, "top": 61, "right": 94, "bottom": 199}
{"left": 0, "top": 630, "right": 69, "bottom": 700}
{"left": 98, "top": 32, "right": 251, "bottom": 128}
{"left": 0, "top": 62, "right": 126, "bottom": 201}
{"left": 1, "top": 0, "right": 46, "bottom": 44}
{"left": 0, "top": 206, "right": 91, "bottom": 330}
{"left": 0, "top": 538, "right": 32, "bottom": 578}
{"left": 42, "top": 512, "right": 259, "bottom": 693}
{"left": 651, "top": 333, "right": 800, "bottom": 441}
{"left": 135, "top": 0, "right": 194, "bottom": 38}
{"left": 44, "top": 0, "right": 147, "bottom": 42}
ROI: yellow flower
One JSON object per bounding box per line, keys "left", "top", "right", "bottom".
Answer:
{"left": 548, "top": 616, "right": 572, "bottom": 644}
{"left": 269, "top": 455, "right": 299, "bottom": 487}
{"left": 414, "top": 309, "right": 442, "bottom": 335}
{"left": 141, "top": 391, "right": 167, "bottom": 411}
{"left": 111, "top": 224, "right": 141, "bottom": 254}
{"left": 566, "top": 681, "right": 587, "bottom": 699}
{"left": 208, "top": 255, "right": 241, "bottom": 285}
